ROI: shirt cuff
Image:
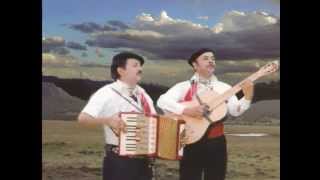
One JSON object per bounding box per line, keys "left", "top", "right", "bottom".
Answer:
{"left": 81, "top": 108, "right": 99, "bottom": 118}
{"left": 240, "top": 98, "right": 251, "bottom": 110}
{"left": 174, "top": 103, "right": 186, "bottom": 115}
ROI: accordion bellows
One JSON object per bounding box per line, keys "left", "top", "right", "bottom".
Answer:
{"left": 119, "top": 112, "right": 185, "bottom": 160}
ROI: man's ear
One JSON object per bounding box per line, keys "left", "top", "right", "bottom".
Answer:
{"left": 117, "top": 67, "right": 125, "bottom": 77}
{"left": 192, "top": 62, "right": 197, "bottom": 70}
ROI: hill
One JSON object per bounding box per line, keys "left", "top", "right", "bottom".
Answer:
{"left": 42, "top": 76, "right": 280, "bottom": 123}
{"left": 42, "top": 82, "right": 86, "bottom": 120}
{"left": 42, "top": 75, "right": 279, "bottom": 103}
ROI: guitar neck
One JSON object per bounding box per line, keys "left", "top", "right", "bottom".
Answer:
{"left": 209, "top": 71, "right": 262, "bottom": 109}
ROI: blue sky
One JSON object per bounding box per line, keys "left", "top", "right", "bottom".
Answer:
{"left": 43, "top": 0, "right": 280, "bottom": 62}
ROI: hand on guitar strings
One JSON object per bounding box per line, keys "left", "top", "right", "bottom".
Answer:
{"left": 182, "top": 105, "right": 208, "bottom": 119}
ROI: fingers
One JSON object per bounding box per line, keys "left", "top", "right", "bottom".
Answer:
{"left": 136, "top": 130, "right": 148, "bottom": 140}
{"left": 112, "top": 119, "right": 127, "bottom": 135}
{"left": 199, "top": 105, "right": 205, "bottom": 113}
{"left": 189, "top": 105, "right": 207, "bottom": 118}
{"left": 119, "top": 120, "right": 127, "bottom": 133}
{"left": 193, "top": 105, "right": 203, "bottom": 114}
{"left": 197, "top": 105, "right": 209, "bottom": 116}
{"left": 180, "top": 133, "right": 190, "bottom": 147}
{"left": 241, "top": 81, "right": 253, "bottom": 95}
{"left": 184, "top": 105, "right": 210, "bottom": 118}
{"left": 242, "top": 80, "right": 254, "bottom": 88}
{"left": 241, "top": 81, "right": 254, "bottom": 100}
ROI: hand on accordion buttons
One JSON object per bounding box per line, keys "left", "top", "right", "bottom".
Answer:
{"left": 108, "top": 113, "right": 127, "bottom": 135}
{"left": 135, "top": 129, "right": 150, "bottom": 141}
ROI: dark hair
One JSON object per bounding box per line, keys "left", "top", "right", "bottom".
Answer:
{"left": 110, "top": 52, "right": 145, "bottom": 80}
{"left": 188, "top": 48, "right": 215, "bottom": 67}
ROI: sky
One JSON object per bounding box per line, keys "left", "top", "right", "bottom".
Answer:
{"left": 42, "top": 0, "right": 280, "bottom": 63}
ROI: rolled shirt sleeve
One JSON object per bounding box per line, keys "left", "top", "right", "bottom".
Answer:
{"left": 157, "top": 79, "right": 252, "bottom": 117}
{"left": 81, "top": 88, "right": 110, "bottom": 118}
{"left": 157, "top": 82, "right": 188, "bottom": 115}
{"left": 227, "top": 95, "right": 251, "bottom": 117}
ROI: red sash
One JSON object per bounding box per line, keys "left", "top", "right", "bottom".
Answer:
{"left": 182, "top": 81, "right": 224, "bottom": 139}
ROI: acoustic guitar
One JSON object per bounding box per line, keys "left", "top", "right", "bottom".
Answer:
{"left": 165, "top": 61, "right": 279, "bottom": 144}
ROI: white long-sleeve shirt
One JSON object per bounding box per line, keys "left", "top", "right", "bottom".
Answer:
{"left": 81, "top": 80, "right": 156, "bottom": 145}
{"left": 157, "top": 74, "right": 251, "bottom": 117}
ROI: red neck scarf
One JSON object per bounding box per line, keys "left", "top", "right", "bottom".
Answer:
{"left": 140, "top": 93, "right": 151, "bottom": 115}
{"left": 182, "top": 81, "right": 198, "bottom": 102}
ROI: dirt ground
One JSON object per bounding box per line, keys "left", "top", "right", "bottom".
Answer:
{"left": 43, "top": 120, "right": 279, "bottom": 180}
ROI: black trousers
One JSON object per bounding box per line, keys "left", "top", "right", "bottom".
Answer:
{"left": 180, "top": 135, "right": 227, "bottom": 180}
{"left": 102, "top": 146, "right": 153, "bottom": 180}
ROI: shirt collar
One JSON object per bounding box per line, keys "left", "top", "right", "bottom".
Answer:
{"left": 114, "top": 80, "right": 140, "bottom": 96}
{"left": 190, "top": 73, "right": 218, "bottom": 86}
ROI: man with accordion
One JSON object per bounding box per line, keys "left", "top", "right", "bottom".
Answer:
{"left": 78, "top": 52, "right": 156, "bottom": 180}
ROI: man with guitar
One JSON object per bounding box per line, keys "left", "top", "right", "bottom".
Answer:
{"left": 157, "top": 48, "right": 255, "bottom": 180}
{"left": 78, "top": 52, "right": 156, "bottom": 180}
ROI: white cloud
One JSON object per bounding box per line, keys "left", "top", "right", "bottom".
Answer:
{"left": 42, "top": 36, "right": 65, "bottom": 45}
{"left": 159, "top": 11, "right": 174, "bottom": 23}
{"left": 93, "top": 29, "right": 165, "bottom": 38}
{"left": 259, "top": 11, "right": 269, "bottom": 16}
{"left": 265, "top": 16, "right": 277, "bottom": 24}
{"left": 212, "top": 23, "right": 223, "bottom": 33}
{"left": 135, "top": 11, "right": 208, "bottom": 34}
{"left": 42, "top": 53, "right": 56, "bottom": 61}
{"left": 42, "top": 53, "right": 79, "bottom": 67}
{"left": 42, "top": 36, "right": 66, "bottom": 53}
{"left": 84, "top": 10, "right": 279, "bottom": 60}
{"left": 212, "top": 10, "right": 279, "bottom": 33}
{"left": 229, "top": 10, "right": 246, "bottom": 16}
{"left": 136, "top": 13, "right": 155, "bottom": 22}
{"left": 197, "top": 16, "right": 209, "bottom": 20}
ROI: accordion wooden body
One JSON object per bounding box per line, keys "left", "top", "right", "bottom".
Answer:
{"left": 118, "top": 112, "right": 186, "bottom": 160}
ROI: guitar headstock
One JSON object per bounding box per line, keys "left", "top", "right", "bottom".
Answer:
{"left": 257, "top": 60, "right": 279, "bottom": 77}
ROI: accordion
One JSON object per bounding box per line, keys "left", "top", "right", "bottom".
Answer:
{"left": 118, "top": 112, "right": 186, "bottom": 160}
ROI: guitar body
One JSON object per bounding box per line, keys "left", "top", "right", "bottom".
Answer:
{"left": 166, "top": 90, "right": 228, "bottom": 145}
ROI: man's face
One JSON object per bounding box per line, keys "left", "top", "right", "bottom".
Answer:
{"left": 192, "top": 52, "right": 216, "bottom": 77}
{"left": 118, "top": 58, "right": 143, "bottom": 85}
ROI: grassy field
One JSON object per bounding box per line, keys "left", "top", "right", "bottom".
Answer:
{"left": 43, "top": 120, "right": 279, "bottom": 180}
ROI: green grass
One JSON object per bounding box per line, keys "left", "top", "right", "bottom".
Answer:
{"left": 43, "top": 120, "right": 279, "bottom": 180}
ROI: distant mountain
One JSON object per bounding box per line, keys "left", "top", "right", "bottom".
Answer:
{"left": 42, "top": 76, "right": 280, "bottom": 123}
{"left": 252, "top": 80, "right": 280, "bottom": 103}
{"left": 42, "top": 75, "right": 279, "bottom": 103}
{"left": 80, "top": 63, "right": 110, "bottom": 68}
{"left": 42, "top": 82, "right": 85, "bottom": 120}
{"left": 42, "top": 76, "right": 169, "bottom": 103}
